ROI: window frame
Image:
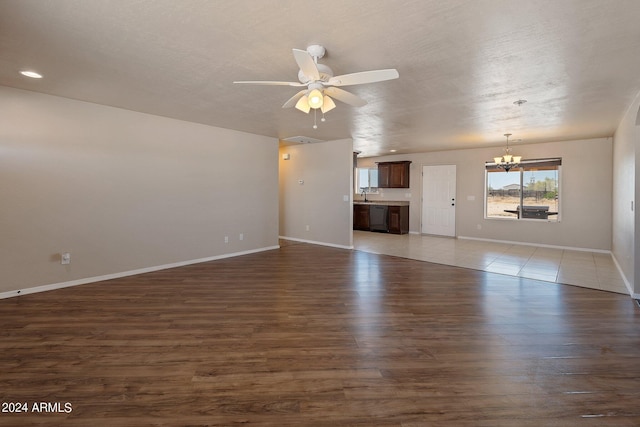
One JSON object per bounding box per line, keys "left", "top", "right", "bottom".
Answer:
{"left": 484, "top": 158, "right": 562, "bottom": 222}
{"left": 355, "top": 167, "right": 380, "bottom": 194}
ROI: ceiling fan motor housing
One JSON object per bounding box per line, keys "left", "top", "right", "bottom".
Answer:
{"left": 298, "top": 63, "right": 333, "bottom": 84}
{"left": 306, "top": 44, "right": 326, "bottom": 59}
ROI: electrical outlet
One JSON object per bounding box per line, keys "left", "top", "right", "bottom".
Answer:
{"left": 61, "top": 252, "right": 71, "bottom": 265}
{"left": 239, "top": 233, "right": 244, "bottom": 241}
{"left": 306, "top": 225, "right": 310, "bottom": 231}
{"left": 224, "top": 236, "right": 229, "bottom": 243}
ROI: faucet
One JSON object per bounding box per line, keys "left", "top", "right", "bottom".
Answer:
{"left": 361, "top": 189, "right": 369, "bottom": 202}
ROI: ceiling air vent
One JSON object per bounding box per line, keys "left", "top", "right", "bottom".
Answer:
{"left": 281, "top": 136, "right": 325, "bottom": 145}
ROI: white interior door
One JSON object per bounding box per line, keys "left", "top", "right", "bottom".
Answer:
{"left": 421, "top": 165, "right": 456, "bottom": 236}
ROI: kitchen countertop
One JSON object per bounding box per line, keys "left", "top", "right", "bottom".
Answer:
{"left": 353, "top": 200, "right": 410, "bottom": 206}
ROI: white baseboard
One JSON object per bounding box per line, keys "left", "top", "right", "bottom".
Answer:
{"left": 610, "top": 252, "right": 635, "bottom": 297}
{"left": 0, "top": 246, "right": 280, "bottom": 300}
{"left": 279, "top": 236, "right": 353, "bottom": 250}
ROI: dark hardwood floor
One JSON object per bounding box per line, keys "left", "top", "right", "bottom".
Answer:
{"left": 1, "top": 242, "right": 639, "bottom": 426}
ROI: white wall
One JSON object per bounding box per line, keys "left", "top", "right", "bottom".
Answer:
{"left": 358, "top": 137, "right": 613, "bottom": 251}
{"left": 279, "top": 139, "right": 353, "bottom": 248}
{"left": 0, "top": 86, "right": 279, "bottom": 296}
{"left": 612, "top": 90, "right": 639, "bottom": 295}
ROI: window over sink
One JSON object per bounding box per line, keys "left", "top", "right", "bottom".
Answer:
{"left": 356, "top": 167, "right": 379, "bottom": 194}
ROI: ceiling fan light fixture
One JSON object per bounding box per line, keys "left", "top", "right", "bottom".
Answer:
{"left": 320, "top": 95, "right": 336, "bottom": 113}
{"left": 295, "top": 95, "right": 310, "bottom": 113}
{"left": 307, "top": 89, "right": 323, "bottom": 109}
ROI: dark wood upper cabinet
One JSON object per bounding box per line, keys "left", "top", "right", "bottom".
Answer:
{"left": 377, "top": 161, "right": 411, "bottom": 188}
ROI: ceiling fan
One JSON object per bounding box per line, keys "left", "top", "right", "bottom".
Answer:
{"left": 233, "top": 45, "right": 399, "bottom": 115}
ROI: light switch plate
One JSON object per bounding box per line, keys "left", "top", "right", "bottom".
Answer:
{"left": 61, "top": 252, "right": 71, "bottom": 265}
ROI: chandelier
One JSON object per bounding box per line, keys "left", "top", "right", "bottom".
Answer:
{"left": 493, "top": 133, "right": 521, "bottom": 172}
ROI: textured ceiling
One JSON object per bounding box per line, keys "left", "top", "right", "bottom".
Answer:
{"left": 1, "top": 0, "right": 640, "bottom": 157}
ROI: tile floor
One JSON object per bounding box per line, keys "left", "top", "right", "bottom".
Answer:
{"left": 353, "top": 231, "right": 630, "bottom": 295}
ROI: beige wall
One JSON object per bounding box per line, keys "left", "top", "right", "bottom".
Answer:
{"left": 0, "top": 86, "right": 279, "bottom": 296}
{"left": 2, "top": 82, "right": 630, "bottom": 295}
{"left": 358, "top": 137, "right": 613, "bottom": 251}
{"left": 612, "top": 90, "right": 639, "bottom": 296}
{"left": 279, "top": 139, "right": 353, "bottom": 248}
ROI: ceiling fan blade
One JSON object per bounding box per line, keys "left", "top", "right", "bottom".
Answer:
{"left": 324, "top": 87, "right": 367, "bottom": 107}
{"left": 282, "top": 90, "right": 307, "bottom": 108}
{"left": 327, "top": 69, "right": 399, "bottom": 86}
{"left": 233, "top": 80, "right": 305, "bottom": 87}
{"left": 292, "top": 49, "right": 320, "bottom": 81}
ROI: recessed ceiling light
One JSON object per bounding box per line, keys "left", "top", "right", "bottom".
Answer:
{"left": 390, "top": 149, "right": 397, "bottom": 152}
{"left": 20, "top": 70, "right": 43, "bottom": 79}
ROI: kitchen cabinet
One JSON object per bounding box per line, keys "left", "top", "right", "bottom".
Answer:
{"left": 353, "top": 202, "right": 409, "bottom": 234}
{"left": 377, "top": 161, "right": 411, "bottom": 188}
{"left": 388, "top": 205, "right": 409, "bottom": 234}
{"left": 353, "top": 204, "right": 370, "bottom": 230}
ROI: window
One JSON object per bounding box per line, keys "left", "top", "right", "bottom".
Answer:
{"left": 485, "top": 158, "right": 561, "bottom": 221}
{"left": 356, "top": 167, "right": 379, "bottom": 194}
